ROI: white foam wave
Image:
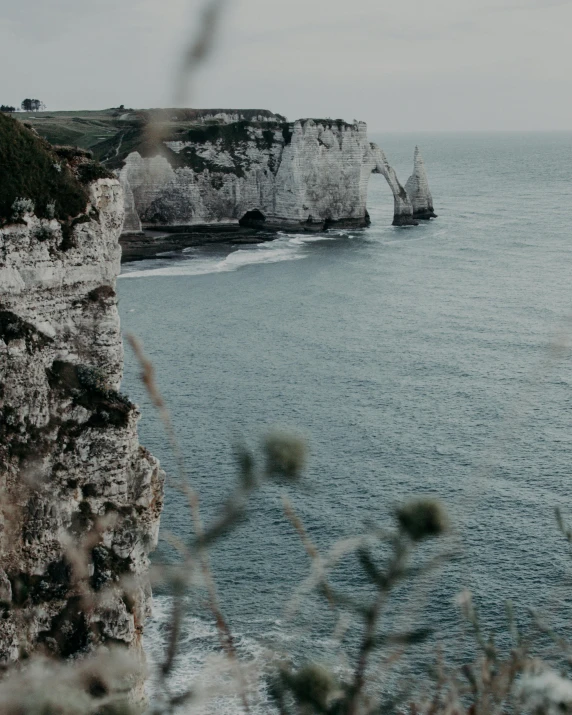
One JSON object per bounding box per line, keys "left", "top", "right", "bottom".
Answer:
{"left": 144, "top": 596, "right": 276, "bottom": 714}
{"left": 120, "top": 233, "right": 340, "bottom": 279}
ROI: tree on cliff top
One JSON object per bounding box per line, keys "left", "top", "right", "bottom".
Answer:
{"left": 21, "top": 98, "right": 45, "bottom": 112}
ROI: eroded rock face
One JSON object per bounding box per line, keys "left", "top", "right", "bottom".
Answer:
{"left": 405, "top": 146, "right": 437, "bottom": 220}
{"left": 0, "top": 178, "right": 164, "bottom": 687}
{"left": 118, "top": 118, "right": 422, "bottom": 231}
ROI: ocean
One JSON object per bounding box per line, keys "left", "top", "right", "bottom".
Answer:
{"left": 118, "top": 132, "right": 572, "bottom": 711}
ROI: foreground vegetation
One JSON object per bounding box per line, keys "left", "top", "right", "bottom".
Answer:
{"left": 1, "top": 337, "right": 571, "bottom": 715}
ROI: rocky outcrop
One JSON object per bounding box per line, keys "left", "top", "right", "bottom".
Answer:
{"left": 0, "top": 116, "right": 164, "bottom": 695}
{"left": 405, "top": 146, "right": 437, "bottom": 220}
{"left": 115, "top": 117, "right": 427, "bottom": 233}
{"left": 12, "top": 109, "right": 436, "bottom": 235}
{"left": 367, "top": 143, "right": 418, "bottom": 227}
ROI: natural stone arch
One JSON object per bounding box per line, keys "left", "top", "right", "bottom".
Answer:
{"left": 367, "top": 143, "right": 418, "bottom": 226}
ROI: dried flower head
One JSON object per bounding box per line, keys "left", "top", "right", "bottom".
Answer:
{"left": 288, "top": 663, "right": 340, "bottom": 709}
{"left": 263, "top": 430, "right": 307, "bottom": 481}
{"left": 518, "top": 668, "right": 572, "bottom": 715}
{"left": 0, "top": 648, "right": 140, "bottom": 715}
{"left": 396, "top": 498, "right": 449, "bottom": 541}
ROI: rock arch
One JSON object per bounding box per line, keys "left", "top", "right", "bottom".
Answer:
{"left": 367, "top": 143, "right": 418, "bottom": 226}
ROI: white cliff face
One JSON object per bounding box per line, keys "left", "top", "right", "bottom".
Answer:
{"left": 272, "top": 120, "right": 370, "bottom": 226}
{"left": 0, "top": 179, "right": 164, "bottom": 684}
{"left": 118, "top": 119, "right": 422, "bottom": 231}
{"left": 405, "top": 146, "right": 437, "bottom": 220}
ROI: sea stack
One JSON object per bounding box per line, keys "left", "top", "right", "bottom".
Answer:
{"left": 405, "top": 146, "right": 437, "bottom": 220}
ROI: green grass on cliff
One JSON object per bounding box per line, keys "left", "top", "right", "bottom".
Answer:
{"left": 14, "top": 109, "right": 295, "bottom": 172}
{"left": 0, "top": 113, "right": 90, "bottom": 222}
{"left": 9, "top": 109, "right": 348, "bottom": 187}
{"left": 17, "top": 109, "right": 123, "bottom": 151}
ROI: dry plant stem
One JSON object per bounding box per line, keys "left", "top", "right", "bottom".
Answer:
{"left": 349, "top": 589, "right": 387, "bottom": 715}
{"left": 348, "top": 539, "right": 408, "bottom": 715}
{"left": 185, "top": 486, "right": 252, "bottom": 714}
{"left": 282, "top": 496, "right": 337, "bottom": 611}
{"left": 127, "top": 334, "right": 188, "bottom": 485}
{"left": 144, "top": 0, "right": 227, "bottom": 153}
{"left": 369, "top": 550, "right": 456, "bottom": 705}
{"left": 127, "top": 333, "right": 251, "bottom": 713}
{"left": 174, "top": 0, "right": 226, "bottom": 106}
{"left": 161, "top": 594, "right": 183, "bottom": 681}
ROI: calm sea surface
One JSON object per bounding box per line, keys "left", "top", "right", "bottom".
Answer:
{"left": 118, "top": 132, "right": 572, "bottom": 709}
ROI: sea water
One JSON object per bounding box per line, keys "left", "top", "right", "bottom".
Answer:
{"left": 118, "top": 132, "right": 572, "bottom": 710}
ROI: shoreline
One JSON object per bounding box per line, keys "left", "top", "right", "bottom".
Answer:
{"left": 119, "top": 217, "right": 370, "bottom": 263}
{"left": 119, "top": 226, "right": 277, "bottom": 263}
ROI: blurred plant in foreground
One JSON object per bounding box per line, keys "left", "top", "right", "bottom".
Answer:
{"left": 3, "top": 335, "right": 572, "bottom": 715}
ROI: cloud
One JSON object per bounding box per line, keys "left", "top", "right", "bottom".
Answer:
{"left": 483, "top": 0, "right": 572, "bottom": 11}
{"left": 0, "top": 0, "right": 571, "bottom": 129}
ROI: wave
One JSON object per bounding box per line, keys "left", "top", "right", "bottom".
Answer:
{"left": 120, "top": 233, "right": 339, "bottom": 279}
{"left": 144, "top": 596, "right": 275, "bottom": 714}
{"left": 144, "top": 595, "right": 357, "bottom": 713}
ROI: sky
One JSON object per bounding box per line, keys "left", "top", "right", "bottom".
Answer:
{"left": 1, "top": 0, "right": 571, "bottom": 131}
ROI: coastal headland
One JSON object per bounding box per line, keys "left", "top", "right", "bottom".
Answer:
{"left": 17, "top": 108, "right": 436, "bottom": 261}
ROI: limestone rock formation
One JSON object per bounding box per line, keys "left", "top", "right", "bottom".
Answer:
{"left": 12, "top": 109, "right": 436, "bottom": 234}
{"left": 405, "top": 146, "right": 437, "bottom": 220}
{"left": 0, "top": 117, "right": 164, "bottom": 691}
{"left": 115, "top": 117, "right": 421, "bottom": 232}
{"left": 367, "top": 143, "right": 418, "bottom": 226}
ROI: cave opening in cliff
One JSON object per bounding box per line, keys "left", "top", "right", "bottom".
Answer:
{"left": 239, "top": 209, "right": 266, "bottom": 228}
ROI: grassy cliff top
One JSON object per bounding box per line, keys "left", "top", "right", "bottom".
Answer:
{"left": 12, "top": 109, "right": 355, "bottom": 175}
{"left": 15, "top": 108, "right": 287, "bottom": 157}
{"left": 300, "top": 117, "right": 357, "bottom": 130}
{"left": 0, "top": 113, "right": 111, "bottom": 223}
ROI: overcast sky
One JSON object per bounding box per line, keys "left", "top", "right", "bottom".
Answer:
{"left": 1, "top": 0, "right": 571, "bottom": 131}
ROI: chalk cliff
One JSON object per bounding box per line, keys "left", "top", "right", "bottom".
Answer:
{"left": 13, "top": 109, "right": 436, "bottom": 235}
{"left": 0, "top": 117, "right": 164, "bottom": 689}
{"left": 405, "top": 146, "right": 437, "bottom": 220}
{"left": 115, "top": 118, "right": 423, "bottom": 233}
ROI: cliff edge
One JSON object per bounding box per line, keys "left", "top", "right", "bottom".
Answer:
{"left": 16, "top": 109, "right": 437, "bottom": 247}
{"left": 0, "top": 115, "right": 164, "bottom": 694}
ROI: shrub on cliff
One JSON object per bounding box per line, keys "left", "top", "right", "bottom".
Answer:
{"left": 0, "top": 113, "right": 89, "bottom": 222}
{"left": 75, "top": 160, "right": 114, "bottom": 185}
